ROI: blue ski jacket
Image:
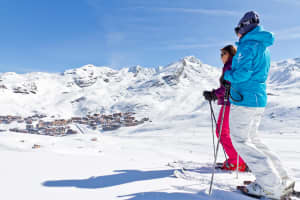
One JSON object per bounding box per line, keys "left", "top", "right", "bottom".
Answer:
{"left": 224, "top": 26, "right": 274, "bottom": 107}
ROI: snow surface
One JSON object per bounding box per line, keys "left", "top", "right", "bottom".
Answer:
{"left": 0, "top": 56, "right": 300, "bottom": 200}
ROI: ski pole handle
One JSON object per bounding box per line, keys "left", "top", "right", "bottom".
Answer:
{"left": 224, "top": 84, "right": 230, "bottom": 103}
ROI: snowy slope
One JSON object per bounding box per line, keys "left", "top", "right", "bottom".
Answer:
{"left": 263, "top": 58, "right": 300, "bottom": 133}
{"left": 269, "top": 58, "right": 300, "bottom": 87}
{"left": 0, "top": 56, "right": 300, "bottom": 200}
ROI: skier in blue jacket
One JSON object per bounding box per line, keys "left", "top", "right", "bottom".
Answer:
{"left": 223, "top": 11, "right": 295, "bottom": 199}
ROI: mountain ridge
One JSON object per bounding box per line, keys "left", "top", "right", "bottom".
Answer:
{"left": 0, "top": 56, "right": 299, "bottom": 126}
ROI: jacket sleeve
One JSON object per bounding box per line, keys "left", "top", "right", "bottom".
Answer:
{"left": 224, "top": 46, "right": 254, "bottom": 83}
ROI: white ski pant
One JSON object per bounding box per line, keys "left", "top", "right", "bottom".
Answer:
{"left": 229, "top": 105, "right": 290, "bottom": 192}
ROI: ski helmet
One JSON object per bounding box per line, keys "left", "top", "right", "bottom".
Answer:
{"left": 235, "top": 11, "right": 260, "bottom": 36}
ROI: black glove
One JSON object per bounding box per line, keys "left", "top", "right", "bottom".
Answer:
{"left": 203, "top": 91, "right": 217, "bottom": 101}
{"left": 220, "top": 76, "right": 230, "bottom": 88}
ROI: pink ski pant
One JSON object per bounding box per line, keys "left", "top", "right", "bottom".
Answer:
{"left": 216, "top": 105, "right": 246, "bottom": 166}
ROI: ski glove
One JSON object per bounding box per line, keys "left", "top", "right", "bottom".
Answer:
{"left": 203, "top": 91, "right": 217, "bottom": 101}
{"left": 221, "top": 76, "right": 230, "bottom": 88}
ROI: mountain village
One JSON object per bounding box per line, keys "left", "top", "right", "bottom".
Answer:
{"left": 0, "top": 112, "right": 150, "bottom": 136}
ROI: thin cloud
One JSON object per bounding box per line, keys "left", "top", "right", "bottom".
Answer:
{"left": 106, "top": 32, "right": 125, "bottom": 46}
{"left": 167, "top": 40, "right": 236, "bottom": 50}
{"left": 124, "top": 6, "right": 242, "bottom": 17}
{"left": 275, "top": 26, "right": 300, "bottom": 40}
{"left": 0, "top": 66, "right": 54, "bottom": 74}
{"left": 271, "top": 0, "right": 300, "bottom": 5}
{"left": 151, "top": 7, "right": 242, "bottom": 17}
{"left": 167, "top": 43, "right": 219, "bottom": 50}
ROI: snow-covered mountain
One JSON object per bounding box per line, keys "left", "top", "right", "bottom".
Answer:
{"left": 269, "top": 58, "right": 300, "bottom": 87}
{"left": 0, "top": 56, "right": 220, "bottom": 120}
{"left": 261, "top": 58, "right": 300, "bottom": 133}
{"left": 0, "top": 56, "right": 299, "bottom": 133}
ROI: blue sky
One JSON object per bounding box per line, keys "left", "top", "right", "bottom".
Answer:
{"left": 1, "top": 0, "right": 300, "bottom": 73}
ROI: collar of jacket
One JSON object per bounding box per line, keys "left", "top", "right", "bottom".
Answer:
{"left": 235, "top": 26, "right": 274, "bottom": 47}
{"left": 224, "top": 57, "right": 233, "bottom": 70}
{"left": 235, "top": 26, "right": 261, "bottom": 45}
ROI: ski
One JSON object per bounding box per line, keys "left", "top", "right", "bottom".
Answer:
{"left": 173, "top": 169, "right": 189, "bottom": 179}
{"left": 174, "top": 168, "right": 300, "bottom": 199}
{"left": 173, "top": 167, "right": 217, "bottom": 182}
{"left": 173, "top": 168, "right": 202, "bottom": 181}
{"left": 168, "top": 160, "right": 251, "bottom": 176}
{"left": 243, "top": 180, "right": 253, "bottom": 185}
{"left": 167, "top": 160, "right": 207, "bottom": 170}
{"left": 292, "top": 190, "right": 300, "bottom": 198}
{"left": 215, "top": 163, "right": 251, "bottom": 172}
{"left": 237, "top": 185, "right": 300, "bottom": 200}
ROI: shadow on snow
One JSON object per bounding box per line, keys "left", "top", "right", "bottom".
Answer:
{"left": 119, "top": 189, "right": 256, "bottom": 200}
{"left": 42, "top": 167, "right": 254, "bottom": 200}
{"left": 42, "top": 169, "right": 175, "bottom": 189}
{"left": 42, "top": 164, "right": 230, "bottom": 189}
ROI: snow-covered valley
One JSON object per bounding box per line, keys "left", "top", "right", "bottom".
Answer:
{"left": 0, "top": 56, "right": 300, "bottom": 200}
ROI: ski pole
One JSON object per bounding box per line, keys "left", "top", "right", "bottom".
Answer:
{"left": 236, "top": 153, "right": 239, "bottom": 179}
{"left": 209, "top": 100, "right": 228, "bottom": 161}
{"left": 209, "top": 84, "right": 230, "bottom": 195}
{"left": 209, "top": 100, "right": 216, "bottom": 159}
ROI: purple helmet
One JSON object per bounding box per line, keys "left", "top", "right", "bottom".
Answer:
{"left": 235, "top": 11, "right": 260, "bottom": 36}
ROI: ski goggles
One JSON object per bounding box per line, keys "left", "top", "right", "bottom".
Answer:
{"left": 234, "top": 26, "right": 240, "bottom": 35}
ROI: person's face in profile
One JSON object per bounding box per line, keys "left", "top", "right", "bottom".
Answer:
{"left": 221, "top": 51, "right": 230, "bottom": 64}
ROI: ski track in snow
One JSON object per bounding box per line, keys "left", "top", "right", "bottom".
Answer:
{"left": 0, "top": 56, "right": 300, "bottom": 200}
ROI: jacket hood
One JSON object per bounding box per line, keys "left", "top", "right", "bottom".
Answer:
{"left": 239, "top": 26, "right": 274, "bottom": 47}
